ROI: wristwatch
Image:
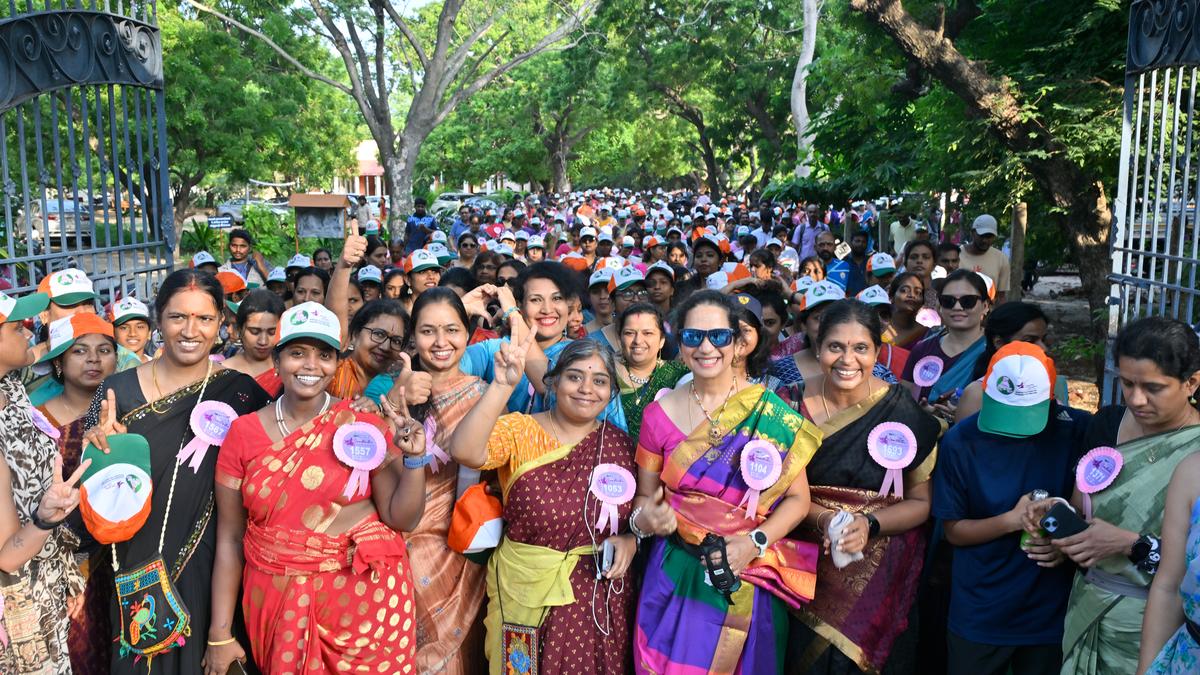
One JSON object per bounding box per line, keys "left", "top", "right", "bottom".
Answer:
{"left": 748, "top": 529, "right": 769, "bottom": 558}
{"left": 864, "top": 513, "right": 881, "bottom": 539}
{"left": 1130, "top": 534, "right": 1162, "bottom": 574}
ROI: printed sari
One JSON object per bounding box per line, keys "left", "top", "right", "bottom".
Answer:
{"left": 216, "top": 400, "right": 415, "bottom": 674}
{"left": 620, "top": 360, "right": 689, "bottom": 442}
{"left": 1060, "top": 422, "right": 1200, "bottom": 675}
{"left": 634, "top": 385, "right": 821, "bottom": 675}
{"left": 481, "top": 413, "right": 636, "bottom": 675}
{"left": 410, "top": 373, "right": 489, "bottom": 675}
{"left": 788, "top": 384, "right": 939, "bottom": 674}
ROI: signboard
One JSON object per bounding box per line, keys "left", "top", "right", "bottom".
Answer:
{"left": 207, "top": 215, "right": 232, "bottom": 229}
{"left": 295, "top": 208, "right": 345, "bottom": 239}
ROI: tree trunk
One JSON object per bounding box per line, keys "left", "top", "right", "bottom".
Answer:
{"left": 1011, "top": 201, "right": 1027, "bottom": 301}
{"left": 792, "top": 0, "right": 821, "bottom": 178}
{"left": 851, "top": 0, "right": 1111, "bottom": 371}
{"left": 550, "top": 146, "right": 571, "bottom": 193}
{"left": 381, "top": 147, "right": 412, "bottom": 241}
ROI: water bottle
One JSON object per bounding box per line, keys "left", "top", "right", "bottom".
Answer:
{"left": 1020, "top": 489, "right": 1050, "bottom": 548}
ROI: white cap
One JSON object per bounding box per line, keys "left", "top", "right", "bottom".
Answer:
{"left": 681, "top": 215, "right": 692, "bottom": 224}
{"left": 492, "top": 243, "right": 514, "bottom": 257}
{"left": 110, "top": 296, "right": 150, "bottom": 325}
{"left": 589, "top": 267, "right": 615, "bottom": 288}
{"left": 527, "top": 235, "right": 545, "bottom": 249}
{"left": 646, "top": 261, "right": 675, "bottom": 280}
{"left": 192, "top": 251, "right": 217, "bottom": 267}
{"left": 868, "top": 252, "right": 896, "bottom": 276}
{"left": 621, "top": 235, "right": 635, "bottom": 247}
{"left": 608, "top": 265, "right": 646, "bottom": 293}
{"left": 357, "top": 265, "right": 383, "bottom": 283}
{"left": 41, "top": 268, "right": 97, "bottom": 305}
{"left": 516, "top": 231, "right": 530, "bottom": 241}
{"left": 736, "top": 225, "right": 750, "bottom": 237}
{"left": 278, "top": 302, "right": 342, "bottom": 350}
{"left": 766, "top": 238, "right": 784, "bottom": 249}
{"left": 931, "top": 265, "right": 948, "bottom": 280}
{"left": 500, "top": 231, "right": 516, "bottom": 242}
{"left": 856, "top": 285, "right": 891, "bottom": 306}
{"left": 799, "top": 280, "right": 846, "bottom": 312}
{"left": 579, "top": 226, "right": 598, "bottom": 239}
{"left": 430, "top": 230, "right": 448, "bottom": 243}
{"left": 404, "top": 249, "right": 442, "bottom": 273}
{"left": 286, "top": 254, "right": 311, "bottom": 269}
{"left": 267, "top": 267, "right": 287, "bottom": 283}
{"left": 972, "top": 214, "right": 999, "bottom": 236}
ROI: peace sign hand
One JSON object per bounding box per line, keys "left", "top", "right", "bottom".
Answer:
{"left": 380, "top": 389, "right": 426, "bottom": 458}
{"left": 36, "top": 454, "right": 89, "bottom": 525}
{"left": 82, "top": 389, "right": 127, "bottom": 454}
{"left": 493, "top": 314, "right": 536, "bottom": 388}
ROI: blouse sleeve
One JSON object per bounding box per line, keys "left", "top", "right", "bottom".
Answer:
{"left": 479, "top": 412, "right": 524, "bottom": 472}
{"left": 636, "top": 401, "right": 668, "bottom": 473}
{"left": 215, "top": 415, "right": 252, "bottom": 490}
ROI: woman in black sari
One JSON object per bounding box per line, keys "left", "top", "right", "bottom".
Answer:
{"left": 78, "top": 269, "right": 270, "bottom": 675}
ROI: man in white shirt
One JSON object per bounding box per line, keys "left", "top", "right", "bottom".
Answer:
{"left": 958, "top": 213, "right": 1011, "bottom": 304}
{"left": 889, "top": 213, "right": 917, "bottom": 257}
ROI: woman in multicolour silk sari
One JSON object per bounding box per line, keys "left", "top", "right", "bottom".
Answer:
{"left": 631, "top": 290, "right": 820, "bottom": 675}
{"left": 1021, "top": 317, "right": 1200, "bottom": 675}
{"left": 205, "top": 302, "right": 429, "bottom": 675}
{"left": 789, "top": 300, "right": 939, "bottom": 674}
{"left": 447, "top": 337, "right": 639, "bottom": 675}
{"left": 616, "top": 303, "right": 688, "bottom": 441}
{"left": 403, "top": 288, "right": 489, "bottom": 674}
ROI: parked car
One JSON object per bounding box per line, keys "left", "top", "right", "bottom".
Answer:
{"left": 462, "top": 196, "right": 499, "bottom": 214}
{"left": 431, "top": 191, "right": 473, "bottom": 216}
{"left": 216, "top": 197, "right": 290, "bottom": 222}
{"left": 31, "top": 198, "right": 92, "bottom": 246}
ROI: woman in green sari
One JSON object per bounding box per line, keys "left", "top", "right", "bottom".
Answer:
{"left": 615, "top": 303, "right": 687, "bottom": 440}
{"left": 1025, "top": 316, "right": 1200, "bottom": 674}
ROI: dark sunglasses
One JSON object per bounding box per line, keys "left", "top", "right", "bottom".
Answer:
{"left": 938, "top": 294, "right": 982, "bottom": 310}
{"left": 459, "top": 242, "right": 478, "bottom": 249}
{"left": 679, "top": 328, "right": 735, "bottom": 349}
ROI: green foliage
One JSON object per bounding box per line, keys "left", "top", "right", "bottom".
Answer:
{"left": 178, "top": 221, "right": 222, "bottom": 256}
{"left": 242, "top": 205, "right": 295, "bottom": 265}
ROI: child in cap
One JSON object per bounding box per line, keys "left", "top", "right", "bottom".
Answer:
{"left": 110, "top": 296, "right": 153, "bottom": 367}
{"left": 192, "top": 251, "right": 220, "bottom": 275}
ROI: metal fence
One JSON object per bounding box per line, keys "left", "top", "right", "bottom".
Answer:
{"left": 0, "top": 0, "right": 172, "bottom": 304}
{"left": 1107, "top": 0, "right": 1200, "bottom": 400}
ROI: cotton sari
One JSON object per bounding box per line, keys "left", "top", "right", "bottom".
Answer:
{"left": 789, "top": 384, "right": 939, "bottom": 674}
{"left": 215, "top": 400, "right": 415, "bottom": 674}
{"left": 634, "top": 385, "right": 822, "bottom": 675}
{"left": 620, "top": 360, "right": 689, "bottom": 442}
{"left": 410, "top": 373, "right": 489, "bottom": 675}
{"left": 252, "top": 368, "right": 283, "bottom": 399}
{"left": 1060, "top": 423, "right": 1200, "bottom": 675}
{"left": 481, "top": 413, "right": 636, "bottom": 675}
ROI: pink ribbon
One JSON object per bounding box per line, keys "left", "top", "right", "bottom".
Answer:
{"left": 424, "top": 417, "right": 450, "bottom": 472}
{"left": 878, "top": 469, "right": 904, "bottom": 499}
{"left": 343, "top": 468, "right": 371, "bottom": 500}
{"left": 0, "top": 594, "right": 8, "bottom": 647}
{"left": 176, "top": 436, "right": 210, "bottom": 472}
{"left": 595, "top": 502, "right": 619, "bottom": 535}
{"left": 736, "top": 489, "right": 763, "bottom": 521}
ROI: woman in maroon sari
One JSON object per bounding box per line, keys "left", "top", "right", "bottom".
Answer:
{"left": 447, "top": 335, "right": 638, "bottom": 674}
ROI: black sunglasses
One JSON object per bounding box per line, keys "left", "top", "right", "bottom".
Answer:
{"left": 938, "top": 294, "right": 982, "bottom": 310}
{"left": 679, "top": 328, "right": 735, "bottom": 349}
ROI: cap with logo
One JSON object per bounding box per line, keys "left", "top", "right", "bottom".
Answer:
{"left": 80, "top": 433, "right": 153, "bottom": 543}
{"left": 799, "top": 280, "right": 846, "bottom": 312}
{"left": 0, "top": 290, "right": 48, "bottom": 324}
{"left": 109, "top": 296, "right": 150, "bottom": 326}
{"left": 278, "top": 302, "right": 342, "bottom": 350}
{"left": 589, "top": 267, "right": 616, "bottom": 289}
{"left": 608, "top": 266, "right": 646, "bottom": 294}
{"left": 972, "top": 214, "right": 999, "bottom": 236}
{"left": 856, "top": 285, "right": 892, "bottom": 306}
{"left": 358, "top": 265, "right": 383, "bottom": 284}
{"left": 766, "top": 238, "right": 784, "bottom": 249}
{"left": 286, "top": 254, "right": 312, "bottom": 270}
{"left": 732, "top": 293, "right": 763, "bottom": 321}
{"left": 735, "top": 225, "right": 751, "bottom": 237}
{"left": 427, "top": 243, "right": 456, "bottom": 266}
{"left": 364, "top": 219, "right": 381, "bottom": 235}
{"left": 500, "top": 231, "right": 516, "bottom": 243}
{"left": 192, "top": 251, "right": 218, "bottom": 268}
{"left": 579, "top": 226, "right": 598, "bottom": 239}
{"left": 791, "top": 276, "right": 816, "bottom": 295}
{"left": 404, "top": 249, "right": 442, "bottom": 274}
{"left": 267, "top": 267, "right": 287, "bottom": 284}
{"left": 646, "top": 261, "right": 675, "bottom": 280}
{"left": 527, "top": 235, "right": 545, "bottom": 250}
{"left": 38, "top": 268, "right": 97, "bottom": 306}
{"left": 643, "top": 235, "right": 662, "bottom": 249}
{"left": 931, "top": 265, "right": 948, "bottom": 281}
{"left": 430, "top": 230, "right": 448, "bottom": 244}
{"left": 492, "top": 243, "right": 514, "bottom": 257}
{"left": 979, "top": 342, "right": 1057, "bottom": 438}
{"left": 621, "top": 235, "right": 635, "bottom": 248}
{"left": 867, "top": 253, "right": 896, "bottom": 277}
{"left": 38, "top": 313, "right": 115, "bottom": 363}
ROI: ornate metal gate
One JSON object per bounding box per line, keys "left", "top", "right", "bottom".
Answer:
{"left": 1107, "top": 0, "right": 1200, "bottom": 400}
{"left": 0, "top": 0, "right": 172, "bottom": 302}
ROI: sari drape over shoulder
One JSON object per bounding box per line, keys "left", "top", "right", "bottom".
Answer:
{"left": 481, "top": 413, "right": 636, "bottom": 675}
{"left": 410, "top": 374, "right": 488, "bottom": 675}
{"left": 789, "top": 384, "right": 939, "bottom": 674}
{"left": 634, "top": 385, "right": 821, "bottom": 675}
{"left": 216, "top": 400, "right": 415, "bottom": 675}
{"left": 1061, "top": 423, "right": 1200, "bottom": 675}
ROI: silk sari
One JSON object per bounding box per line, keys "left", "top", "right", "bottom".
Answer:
{"left": 410, "top": 373, "right": 489, "bottom": 675}
{"left": 789, "top": 384, "right": 939, "bottom": 674}
{"left": 481, "top": 413, "right": 636, "bottom": 675}
{"left": 620, "top": 360, "right": 689, "bottom": 442}
{"left": 634, "top": 385, "right": 821, "bottom": 675}
{"left": 1061, "top": 423, "right": 1200, "bottom": 675}
{"left": 216, "top": 400, "right": 415, "bottom": 675}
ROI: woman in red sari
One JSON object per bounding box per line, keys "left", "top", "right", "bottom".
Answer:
{"left": 204, "top": 301, "right": 429, "bottom": 675}
{"left": 220, "top": 289, "right": 285, "bottom": 399}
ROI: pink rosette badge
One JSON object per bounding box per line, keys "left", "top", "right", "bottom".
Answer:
{"left": 1075, "top": 446, "right": 1123, "bottom": 520}
{"left": 589, "top": 464, "right": 635, "bottom": 535}
{"left": 916, "top": 307, "right": 942, "bottom": 328}
{"left": 737, "top": 440, "right": 783, "bottom": 520}
{"left": 28, "top": 406, "right": 60, "bottom": 440}
{"left": 423, "top": 416, "right": 450, "bottom": 472}
{"left": 912, "top": 356, "right": 944, "bottom": 388}
{"left": 333, "top": 423, "right": 388, "bottom": 499}
{"left": 177, "top": 401, "right": 237, "bottom": 472}
{"left": 868, "top": 422, "right": 918, "bottom": 499}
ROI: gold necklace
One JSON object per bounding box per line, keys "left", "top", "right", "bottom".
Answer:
{"left": 820, "top": 374, "right": 874, "bottom": 422}
{"left": 690, "top": 377, "right": 738, "bottom": 444}
{"left": 1146, "top": 410, "right": 1200, "bottom": 463}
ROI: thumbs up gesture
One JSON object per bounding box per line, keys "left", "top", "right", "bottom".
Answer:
{"left": 638, "top": 484, "right": 677, "bottom": 537}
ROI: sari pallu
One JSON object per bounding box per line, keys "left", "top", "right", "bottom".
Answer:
{"left": 790, "top": 384, "right": 939, "bottom": 675}
{"left": 620, "top": 360, "right": 689, "bottom": 442}
{"left": 216, "top": 401, "right": 414, "bottom": 675}
{"left": 481, "top": 416, "right": 636, "bottom": 675}
{"left": 1061, "top": 423, "right": 1200, "bottom": 675}
{"left": 634, "top": 386, "right": 822, "bottom": 675}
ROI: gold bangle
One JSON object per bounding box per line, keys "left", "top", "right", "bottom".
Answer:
{"left": 816, "top": 509, "right": 835, "bottom": 532}
{"left": 207, "top": 637, "right": 237, "bottom": 647}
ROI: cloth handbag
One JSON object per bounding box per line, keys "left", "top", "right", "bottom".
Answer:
{"left": 0, "top": 570, "right": 52, "bottom": 673}
{"left": 448, "top": 482, "right": 503, "bottom": 564}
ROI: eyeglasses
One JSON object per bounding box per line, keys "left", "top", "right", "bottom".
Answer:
{"left": 459, "top": 242, "right": 477, "bottom": 250}
{"left": 679, "top": 328, "right": 735, "bottom": 349}
{"left": 363, "top": 327, "right": 406, "bottom": 349}
{"left": 938, "top": 294, "right": 983, "bottom": 310}
{"left": 615, "top": 288, "right": 649, "bottom": 301}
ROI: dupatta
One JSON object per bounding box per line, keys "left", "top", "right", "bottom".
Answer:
{"left": 926, "top": 334, "right": 986, "bottom": 401}
{"left": 793, "top": 384, "right": 939, "bottom": 673}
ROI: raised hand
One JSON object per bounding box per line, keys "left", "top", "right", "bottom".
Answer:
{"left": 82, "top": 389, "right": 126, "bottom": 454}
{"left": 380, "top": 391, "right": 425, "bottom": 458}
{"left": 493, "top": 315, "right": 536, "bottom": 388}
{"left": 341, "top": 235, "right": 368, "bottom": 268}
{"left": 36, "top": 454, "right": 89, "bottom": 525}
{"left": 391, "top": 352, "right": 432, "bottom": 405}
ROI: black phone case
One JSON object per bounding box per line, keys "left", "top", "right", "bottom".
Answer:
{"left": 1040, "top": 502, "right": 1089, "bottom": 539}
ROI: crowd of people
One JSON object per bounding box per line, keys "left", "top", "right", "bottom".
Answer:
{"left": 0, "top": 188, "right": 1192, "bottom": 675}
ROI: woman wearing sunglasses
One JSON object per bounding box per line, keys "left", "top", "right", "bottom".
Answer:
{"left": 454, "top": 232, "right": 480, "bottom": 269}
{"left": 632, "top": 290, "right": 820, "bottom": 674}
{"left": 901, "top": 269, "right": 990, "bottom": 422}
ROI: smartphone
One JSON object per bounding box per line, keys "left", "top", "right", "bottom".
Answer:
{"left": 599, "top": 538, "right": 615, "bottom": 577}
{"left": 226, "top": 661, "right": 247, "bottom": 675}
{"left": 1040, "top": 501, "right": 1089, "bottom": 539}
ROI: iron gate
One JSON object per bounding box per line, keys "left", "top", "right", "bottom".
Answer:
{"left": 0, "top": 0, "right": 172, "bottom": 303}
{"left": 1107, "top": 0, "right": 1200, "bottom": 400}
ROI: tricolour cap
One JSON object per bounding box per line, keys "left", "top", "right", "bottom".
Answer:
{"left": 38, "top": 268, "right": 97, "bottom": 306}
{"left": 646, "top": 261, "right": 674, "bottom": 280}
{"left": 278, "top": 301, "right": 342, "bottom": 350}
{"left": 579, "top": 226, "right": 598, "bottom": 239}
{"left": 867, "top": 253, "right": 896, "bottom": 277}
{"left": 80, "top": 433, "right": 153, "bottom": 544}
{"left": 215, "top": 270, "right": 247, "bottom": 295}
{"left": 608, "top": 265, "right": 646, "bottom": 293}
{"left": 589, "top": 267, "right": 615, "bottom": 288}
{"left": 404, "top": 249, "right": 442, "bottom": 274}
{"left": 38, "top": 313, "right": 114, "bottom": 363}
{"left": 527, "top": 235, "right": 546, "bottom": 249}
{"left": 109, "top": 296, "right": 150, "bottom": 326}
{"left": 0, "top": 290, "right": 48, "bottom": 324}
{"left": 799, "top": 280, "right": 846, "bottom": 312}
{"left": 978, "top": 342, "right": 1057, "bottom": 438}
